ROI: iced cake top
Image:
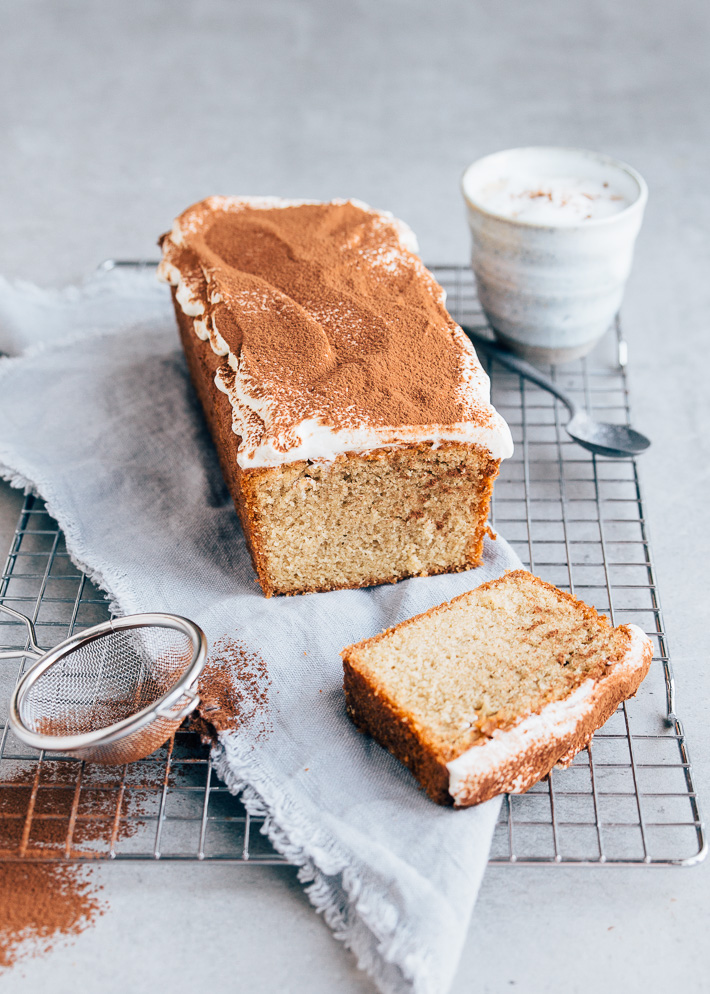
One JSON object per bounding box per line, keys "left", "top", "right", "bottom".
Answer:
{"left": 158, "top": 196, "right": 513, "bottom": 469}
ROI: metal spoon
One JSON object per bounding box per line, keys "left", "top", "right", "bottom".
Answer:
{"left": 461, "top": 327, "right": 651, "bottom": 459}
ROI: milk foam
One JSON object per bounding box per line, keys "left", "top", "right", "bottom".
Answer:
{"left": 477, "top": 174, "right": 630, "bottom": 225}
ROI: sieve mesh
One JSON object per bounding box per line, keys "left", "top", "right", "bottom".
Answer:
{"left": 19, "top": 626, "right": 195, "bottom": 738}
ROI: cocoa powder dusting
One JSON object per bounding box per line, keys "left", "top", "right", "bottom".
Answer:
{"left": 161, "top": 199, "right": 497, "bottom": 459}
{"left": 193, "top": 636, "right": 271, "bottom": 742}
{"left": 0, "top": 765, "right": 103, "bottom": 970}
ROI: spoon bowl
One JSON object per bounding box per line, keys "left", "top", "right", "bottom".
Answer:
{"left": 566, "top": 411, "right": 651, "bottom": 459}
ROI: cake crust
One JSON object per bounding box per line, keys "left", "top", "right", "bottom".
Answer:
{"left": 174, "top": 291, "right": 272, "bottom": 587}
{"left": 343, "top": 659, "right": 452, "bottom": 804}
{"left": 342, "top": 571, "right": 653, "bottom": 806}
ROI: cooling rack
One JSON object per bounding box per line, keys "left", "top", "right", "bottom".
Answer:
{"left": 0, "top": 264, "right": 705, "bottom": 867}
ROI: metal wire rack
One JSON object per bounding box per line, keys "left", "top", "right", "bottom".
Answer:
{"left": 0, "top": 264, "right": 705, "bottom": 867}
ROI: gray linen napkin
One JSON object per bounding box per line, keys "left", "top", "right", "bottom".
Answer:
{"left": 0, "top": 268, "right": 521, "bottom": 994}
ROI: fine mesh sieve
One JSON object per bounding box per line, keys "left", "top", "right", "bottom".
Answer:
{"left": 0, "top": 603, "right": 207, "bottom": 764}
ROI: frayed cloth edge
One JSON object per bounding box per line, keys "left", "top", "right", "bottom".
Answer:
{"left": 212, "top": 734, "right": 435, "bottom": 994}
{"left": 0, "top": 457, "right": 134, "bottom": 618}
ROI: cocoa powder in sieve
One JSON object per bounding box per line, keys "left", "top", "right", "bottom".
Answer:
{"left": 0, "top": 633, "right": 264, "bottom": 971}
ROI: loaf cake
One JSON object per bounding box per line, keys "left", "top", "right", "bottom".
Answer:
{"left": 158, "top": 197, "right": 513, "bottom": 596}
{"left": 342, "top": 570, "right": 653, "bottom": 806}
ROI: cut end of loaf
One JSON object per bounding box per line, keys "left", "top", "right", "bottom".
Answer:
{"left": 245, "top": 443, "right": 500, "bottom": 596}
{"left": 342, "top": 570, "right": 653, "bottom": 806}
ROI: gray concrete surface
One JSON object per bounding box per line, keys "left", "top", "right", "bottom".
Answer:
{"left": 1, "top": 1, "right": 709, "bottom": 991}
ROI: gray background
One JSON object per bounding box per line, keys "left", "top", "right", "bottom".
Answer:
{"left": 1, "top": 0, "right": 708, "bottom": 991}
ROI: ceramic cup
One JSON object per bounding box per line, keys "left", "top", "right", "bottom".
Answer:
{"left": 461, "top": 147, "right": 648, "bottom": 363}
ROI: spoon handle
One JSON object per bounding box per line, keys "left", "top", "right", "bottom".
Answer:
{"left": 461, "top": 327, "right": 577, "bottom": 415}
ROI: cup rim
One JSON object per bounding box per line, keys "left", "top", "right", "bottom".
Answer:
{"left": 461, "top": 146, "right": 648, "bottom": 230}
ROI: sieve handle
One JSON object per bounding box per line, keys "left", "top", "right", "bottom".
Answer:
{"left": 156, "top": 687, "right": 200, "bottom": 722}
{"left": 0, "top": 603, "right": 45, "bottom": 660}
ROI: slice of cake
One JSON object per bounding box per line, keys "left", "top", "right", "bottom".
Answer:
{"left": 158, "top": 197, "right": 513, "bottom": 596}
{"left": 341, "top": 570, "right": 653, "bottom": 805}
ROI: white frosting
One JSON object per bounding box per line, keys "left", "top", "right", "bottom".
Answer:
{"left": 446, "top": 623, "right": 651, "bottom": 802}
{"left": 158, "top": 196, "right": 514, "bottom": 470}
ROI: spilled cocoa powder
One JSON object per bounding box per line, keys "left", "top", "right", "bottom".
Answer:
{"left": 192, "top": 635, "right": 271, "bottom": 742}
{"left": 0, "top": 759, "right": 168, "bottom": 971}
{"left": 0, "top": 861, "right": 102, "bottom": 971}
{"left": 0, "top": 636, "right": 265, "bottom": 971}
